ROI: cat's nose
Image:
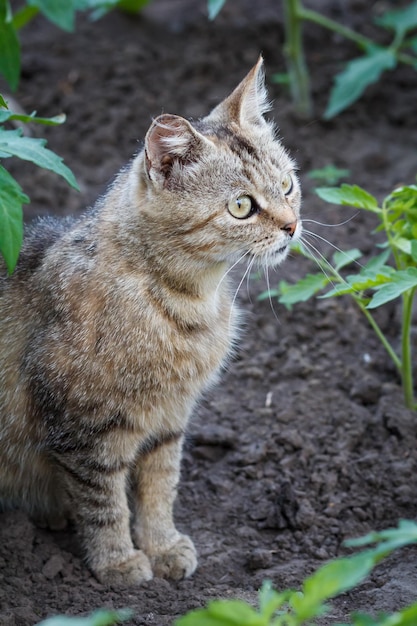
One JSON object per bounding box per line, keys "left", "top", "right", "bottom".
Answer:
{"left": 281, "top": 221, "right": 297, "bottom": 238}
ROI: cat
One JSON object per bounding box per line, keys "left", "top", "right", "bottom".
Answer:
{"left": 0, "top": 57, "right": 301, "bottom": 586}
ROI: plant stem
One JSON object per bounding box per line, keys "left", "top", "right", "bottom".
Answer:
{"left": 401, "top": 287, "right": 416, "bottom": 409}
{"left": 298, "top": 7, "right": 373, "bottom": 51}
{"left": 356, "top": 299, "right": 402, "bottom": 374}
{"left": 283, "top": 0, "right": 312, "bottom": 118}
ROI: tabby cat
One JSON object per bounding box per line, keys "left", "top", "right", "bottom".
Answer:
{"left": 0, "top": 58, "right": 301, "bottom": 586}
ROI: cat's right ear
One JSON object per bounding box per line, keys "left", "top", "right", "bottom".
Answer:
{"left": 144, "top": 114, "right": 211, "bottom": 186}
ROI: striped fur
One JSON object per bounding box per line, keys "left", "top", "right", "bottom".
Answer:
{"left": 0, "top": 58, "right": 301, "bottom": 586}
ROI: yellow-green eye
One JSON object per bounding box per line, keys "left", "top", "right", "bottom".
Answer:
{"left": 281, "top": 173, "right": 293, "bottom": 196}
{"left": 228, "top": 195, "right": 255, "bottom": 219}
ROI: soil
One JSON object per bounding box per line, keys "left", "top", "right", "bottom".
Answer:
{"left": 1, "top": 1, "right": 417, "bottom": 624}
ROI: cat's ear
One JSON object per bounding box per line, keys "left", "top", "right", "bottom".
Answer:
{"left": 206, "top": 56, "right": 271, "bottom": 127}
{"left": 144, "top": 114, "right": 212, "bottom": 185}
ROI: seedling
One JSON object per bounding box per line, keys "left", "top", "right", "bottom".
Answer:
{"left": 0, "top": 98, "right": 79, "bottom": 273}
{"left": 265, "top": 182, "right": 417, "bottom": 410}
{"left": 307, "top": 164, "right": 350, "bottom": 186}
{"left": 208, "top": 0, "right": 417, "bottom": 117}
{"left": 176, "top": 520, "right": 417, "bottom": 626}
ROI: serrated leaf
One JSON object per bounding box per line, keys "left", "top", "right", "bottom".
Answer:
{"left": 363, "top": 249, "right": 391, "bottom": 273}
{"left": 332, "top": 248, "right": 362, "bottom": 271}
{"left": 367, "top": 268, "right": 417, "bottom": 309}
{"left": 278, "top": 273, "right": 329, "bottom": 306}
{"left": 316, "top": 184, "right": 379, "bottom": 211}
{"left": 0, "top": 0, "right": 21, "bottom": 91}
{"left": 376, "top": 0, "right": 417, "bottom": 38}
{"left": 208, "top": 0, "right": 226, "bottom": 20}
{"left": 0, "top": 164, "right": 26, "bottom": 273}
{"left": 0, "top": 128, "right": 78, "bottom": 190}
{"left": 27, "top": 0, "right": 76, "bottom": 32}
{"left": 324, "top": 49, "right": 397, "bottom": 118}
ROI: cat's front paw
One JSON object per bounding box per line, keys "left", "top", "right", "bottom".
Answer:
{"left": 150, "top": 534, "right": 197, "bottom": 580}
{"left": 95, "top": 549, "right": 153, "bottom": 587}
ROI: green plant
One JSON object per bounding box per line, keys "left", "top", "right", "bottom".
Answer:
{"left": 37, "top": 609, "right": 132, "bottom": 626}
{"left": 0, "top": 0, "right": 151, "bottom": 91}
{"left": 207, "top": 0, "right": 417, "bottom": 118}
{"left": 175, "top": 520, "right": 417, "bottom": 626}
{"left": 0, "top": 0, "right": 152, "bottom": 273}
{"left": 307, "top": 164, "right": 350, "bottom": 186}
{"left": 0, "top": 96, "right": 79, "bottom": 272}
{"left": 266, "top": 182, "right": 417, "bottom": 410}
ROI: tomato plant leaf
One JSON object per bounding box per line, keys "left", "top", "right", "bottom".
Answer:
{"left": 0, "top": 0, "right": 20, "bottom": 91}
{"left": 26, "top": 0, "right": 76, "bottom": 32}
{"left": 332, "top": 248, "right": 362, "bottom": 271}
{"left": 208, "top": 0, "right": 226, "bottom": 20}
{"left": 0, "top": 128, "right": 79, "bottom": 190}
{"left": 324, "top": 48, "right": 397, "bottom": 119}
{"left": 278, "top": 273, "right": 329, "bottom": 307}
{"left": 0, "top": 164, "right": 26, "bottom": 273}
{"left": 316, "top": 184, "right": 379, "bottom": 211}
{"left": 291, "top": 551, "right": 378, "bottom": 622}
{"left": 367, "top": 268, "right": 417, "bottom": 309}
{"left": 376, "top": 0, "right": 417, "bottom": 38}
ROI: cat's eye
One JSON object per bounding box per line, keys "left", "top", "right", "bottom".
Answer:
{"left": 281, "top": 173, "right": 293, "bottom": 196}
{"left": 228, "top": 195, "right": 256, "bottom": 220}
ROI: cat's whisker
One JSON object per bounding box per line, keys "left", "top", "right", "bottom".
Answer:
{"left": 303, "top": 228, "right": 364, "bottom": 269}
{"left": 228, "top": 255, "right": 256, "bottom": 329}
{"left": 264, "top": 263, "right": 281, "bottom": 324}
{"left": 300, "top": 235, "right": 341, "bottom": 290}
{"left": 302, "top": 212, "right": 359, "bottom": 228}
{"left": 214, "top": 249, "right": 251, "bottom": 300}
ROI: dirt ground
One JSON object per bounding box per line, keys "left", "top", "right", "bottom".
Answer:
{"left": 1, "top": 1, "right": 417, "bottom": 624}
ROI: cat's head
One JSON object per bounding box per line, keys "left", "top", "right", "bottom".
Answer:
{"left": 140, "top": 57, "right": 301, "bottom": 269}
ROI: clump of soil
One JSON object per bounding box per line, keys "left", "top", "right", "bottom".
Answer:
{"left": 1, "top": 1, "right": 417, "bottom": 624}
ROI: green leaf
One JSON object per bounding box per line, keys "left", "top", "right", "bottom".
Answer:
{"left": 332, "top": 248, "right": 362, "bottom": 271}
{"left": 37, "top": 609, "right": 133, "bottom": 626}
{"left": 291, "top": 551, "right": 379, "bottom": 621}
{"left": 27, "top": 0, "right": 76, "bottom": 32}
{"left": 0, "top": 164, "right": 27, "bottom": 273}
{"left": 346, "top": 520, "right": 417, "bottom": 549}
{"left": 367, "top": 268, "right": 417, "bottom": 309}
{"left": 316, "top": 184, "right": 379, "bottom": 211}
{"left": 411, "top": 240, "right": 417, "bottom": 262}
{"left": 0, "top": 128, "right": 79, "bottom": 190}
{"left": 0, "top": 0, "right": 21, "bottom": 91}
{"left": 278, "top": 273, "right": 329, "bottom": 306}
{"left": 208, "top": 0, "right": 226, "bottom": 20}
{"left": 376, "top": 0, "right": 417, "bottom": 38}
{"left": 363, "top": 249, "right": 391, "bottom": 273}
{"left": 116, "top": 0, "right": 151, "bottom": 13}
{"left": 0, "top": 94, "right": 8, "bottom": 108}
{"left": 0, "top": 110, "right": 66, "bottom": 125}
{"left": 307, "top": 164, "right": 350, "bottom": 186}
{"left": 12, "top": 4, "right": 39, "bottom": 30}
{"left": 324, "top": 48, "right": 397, "bottom": 118}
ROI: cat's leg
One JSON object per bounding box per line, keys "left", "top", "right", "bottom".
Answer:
{"left": 133, "top": 434, "right": 197, "bottom": 580}
{"left": 53, "top": 453, "right": 153, "bottom": 586}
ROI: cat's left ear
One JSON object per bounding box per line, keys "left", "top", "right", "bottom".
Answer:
{"left": 144, "top": 114, "right": 212, "bottom": 186}
{"left": 206, "top": 56, "right": 271, "bottom": 127}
